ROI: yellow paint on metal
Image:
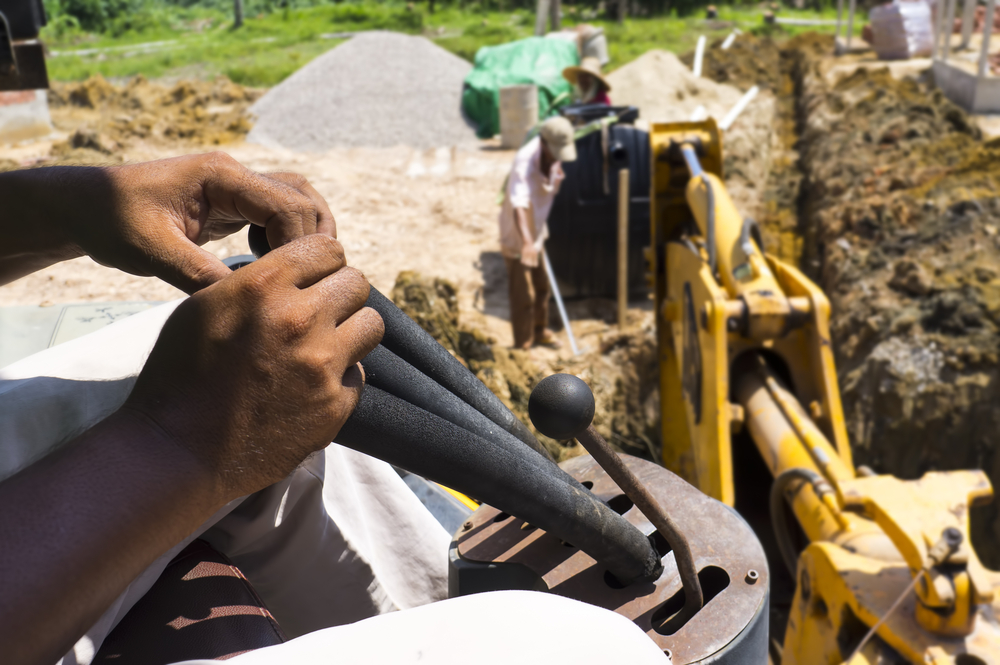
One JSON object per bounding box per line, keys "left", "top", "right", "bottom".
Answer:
{"left": 648, "top": 121, "right": 1000, "bottom": 662}
{"left": 766, "top": 258, "right": 852, "bottom": 467}
{"left": 784, "top": 543, "right": 1000, "bottom": 664}
{"left": 663, "top": 242, "right": 734, "bottom": 504}
{"left": 838, "top": 471, "right": 995, "bottom": 636}
{"left": 440, "top": 484, "right": 480, "bottom": 511}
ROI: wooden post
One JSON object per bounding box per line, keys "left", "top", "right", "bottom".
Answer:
{"left": 617, "top": 168, "right": 630, "bottom": 329}
{"left": 233, "top": 0, "right": 244, "bottom": 28}
{"left": 617, "top": 0, "right": 627, "bottom": 24}
{"left": 549, "top": 0, "right": 561, "bottom": 32}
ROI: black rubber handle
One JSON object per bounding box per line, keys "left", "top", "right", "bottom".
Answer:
{"left": 528, "top": 373, "right": 597, "bottom": 441}
{"left": 337, "top": 385, "right": 662, "bottom": 585}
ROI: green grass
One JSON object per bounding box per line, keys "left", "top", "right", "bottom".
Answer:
{"left": 42, "top": 2, "right": 864, "bottom": 87}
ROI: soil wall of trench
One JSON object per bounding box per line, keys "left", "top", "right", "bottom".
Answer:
{"left": 783, "top": 36, "right": 1000, "bottom": 566}
{"left": 696, "top": 32, "right": 1000, "bottom": 566}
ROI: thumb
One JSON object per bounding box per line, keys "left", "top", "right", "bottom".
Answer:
{"left": 150, "top": 232, "right": 233, "bottom": 294}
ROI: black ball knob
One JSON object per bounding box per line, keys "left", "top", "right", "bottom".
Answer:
{"left": 528, "top": 374, "right": 595, "bottom": 440}
{"left": 248, "top": 224, "right": 272, "bottom": 259}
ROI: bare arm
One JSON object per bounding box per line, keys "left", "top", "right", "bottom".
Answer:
{"left": 514, "top": 207, "right": 538, "bottom": 268}
{"left": 0, "top": 153, "right": 335, "bottom": 292}
{"left": 0, "top": 412, "right": 223, "bottom": 665}
{"left": 0, "top": 234, "right": 383, "bottom": 665}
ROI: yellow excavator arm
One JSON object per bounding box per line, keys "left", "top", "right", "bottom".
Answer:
{"left": 649, "top": 120, "right": 1000, "bottom": 664}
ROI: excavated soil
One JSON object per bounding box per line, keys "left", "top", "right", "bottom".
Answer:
{"left": 792, "top": 40, "right": 1000, "bottom": 564}
{"left": 40, "top": 74, "right": 262, "bottom": 165}
{"left": 697, "top": 32, "right": 1000, "bottom": 565}
{"left": 390, "top": 271, "right": 661, "bottom": 463}
{"left": 681, "top": 33, "right": 782, "bottom": 93}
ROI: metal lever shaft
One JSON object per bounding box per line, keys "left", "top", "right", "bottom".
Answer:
{"left": 575, "top": 424, "right": 704, "bottom": 621}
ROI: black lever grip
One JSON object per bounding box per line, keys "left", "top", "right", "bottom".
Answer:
{"left": 337, "top": 385, "right": 663, "bottom": 586}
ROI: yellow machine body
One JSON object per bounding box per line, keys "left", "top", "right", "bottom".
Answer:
{"left": 649, "top": 120, "right": 1000, "bottom": 663}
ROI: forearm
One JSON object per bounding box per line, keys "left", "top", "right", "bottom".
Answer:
{"left": 0, "top": 409, "right": 226, "bottom": 665}
{"left": 0, "top": 167, "right": 106, "bottom": 284}
{"left": 514, "top": 208, "right": 533, "bottom": 248}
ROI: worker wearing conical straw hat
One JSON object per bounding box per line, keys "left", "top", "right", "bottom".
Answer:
{"left": 563, "top": 56, "right": 612, "bottom": 106}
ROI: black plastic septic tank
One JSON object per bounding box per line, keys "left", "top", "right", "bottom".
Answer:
{"left": 547, "top": 123, "right": 651, "bottom": 300}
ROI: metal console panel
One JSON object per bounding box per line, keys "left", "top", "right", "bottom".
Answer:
{"left": 450, "top": 454, "right": 769, "bottom": 665}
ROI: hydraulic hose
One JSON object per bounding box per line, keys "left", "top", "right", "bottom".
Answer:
{"left": 365, "top": 288, "right": 553, "bottom": 461}
{"left": 361, "top": 344, "right": 577, "bottom": 487}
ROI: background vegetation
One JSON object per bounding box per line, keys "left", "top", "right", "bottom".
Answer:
{"left": 39, "top": 0, "right": 858, "bottom": 86}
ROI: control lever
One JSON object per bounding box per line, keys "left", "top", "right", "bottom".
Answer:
{"left": 528, "top": 374, "right": 704, "bottom": 618}
{"left": 246, "top": 225, "right": 663, "bottom": 585}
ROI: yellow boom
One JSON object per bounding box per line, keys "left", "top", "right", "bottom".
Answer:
{"left": 649, "top": 120, "right": 1000, "bottom": 664}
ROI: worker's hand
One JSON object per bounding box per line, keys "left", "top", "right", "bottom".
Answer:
{"left": 16, "top": 153, "right": 335, "bottom": 294}
{"left": 521, "top": 243, "right": 539, "bottom": 269}
{"left": 122, "top": 234, "right": 383, "bottom": 502}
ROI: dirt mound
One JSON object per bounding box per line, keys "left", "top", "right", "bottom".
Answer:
{"left": 681, "top": 33, "right": 782, "bottom": 92}
{"left": 791, "top": 41, "right": 1000, "bottom": 563}
{"left": 608, "top": 49, "right": 743, "bottom": 124}
{"left": 390, "top": 271, "right": 660, "bottom": 463}
{"left": 608, "top": 48, "right": 777, "bottom": 220}
{"left": 248, "top": 31, "right": 476, "bottom": 151}
{"left": 46, "top": 74, "right": 261, "bottom": 161}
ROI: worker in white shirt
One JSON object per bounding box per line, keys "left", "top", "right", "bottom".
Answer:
{"left": 498, "top": 116, "right": 577, "bottom": 350}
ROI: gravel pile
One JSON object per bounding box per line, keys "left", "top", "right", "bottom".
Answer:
{"left": 248, "top": 31, "right": 477, "bottom": 151}
{"left": 607, "top": 49, "right": 742, "bottom": 124}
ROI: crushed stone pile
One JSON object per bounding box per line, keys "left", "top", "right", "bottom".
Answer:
{"left": 391, "top": 271, "right": 660, "bottom": 463}
{"left": 608, "top": 47, "right": 777, "bottom": 221}
{"left": 248, "top": 31, "right": 477, "bottom": 151}
{"left": 45, "top": 75, "right": 260, "bottom": 163}
{"left": 788, "top": 36, "right": 1000, "bottom": 564}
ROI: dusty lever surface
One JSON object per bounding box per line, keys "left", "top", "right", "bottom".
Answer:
{"left": 528, "top": 373, "right": 705, "bottom": 620}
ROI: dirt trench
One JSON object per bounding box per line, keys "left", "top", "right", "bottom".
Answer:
{"left": 766, "top": 35, "right": 1000, "bottom": 566}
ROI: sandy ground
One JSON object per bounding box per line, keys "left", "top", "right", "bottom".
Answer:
{"left": 0, "top": 136, "right": 638, "bottom": 356}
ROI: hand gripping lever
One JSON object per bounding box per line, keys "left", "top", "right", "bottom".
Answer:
{"left": 247, "top": 225, "right": 663, "bottom": 586}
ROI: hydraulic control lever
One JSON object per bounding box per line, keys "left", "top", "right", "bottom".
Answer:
{"left": 247, "top": 225, "right": 663, "bottom": 586}
{"left": 529, "top": 374, "right": 704, "bottom": 621}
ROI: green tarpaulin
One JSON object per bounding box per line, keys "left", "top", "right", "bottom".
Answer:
{"left": 462, "top": 37, "right": 579, "bottom": 140}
